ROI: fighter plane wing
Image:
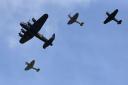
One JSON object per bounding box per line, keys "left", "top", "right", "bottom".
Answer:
{"left": 19, "top": 31, "right": 34, "bottom": 44}
{"left": 68, "top": 20, "right": 74, "bottom": 24}
{"left": 30, "top": 60, "right": 35, "bottom": 66}
{"left": 25, "top": 65, "right": 31, "bottom": 70}
{"left": 104, "top": 17, "right": 113, "bottom": 24}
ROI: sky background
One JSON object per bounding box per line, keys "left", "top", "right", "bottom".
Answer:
{"left": 0, "top": 0, "right": 128, "bottom": 85}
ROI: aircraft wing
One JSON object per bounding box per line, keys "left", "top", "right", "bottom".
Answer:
{"left": 31, "top": 14, "right": 48, "bottom": 34}
{"left": 25, "top": 66, "right": 31, "bottom": 70}
{"left": 73, "top": 13, "right": 79, "bottom": 20}
{"left": 104, "top": 17, "right": 113, "bottom": 24}
{"left": 19, "top": 31, "right": 34, "bottom": 44}
{"left": 30, "top": 60, "right": 35, "bottom": 66}
{"left": 68, "top": 20, "right": 75, "bottom": 24}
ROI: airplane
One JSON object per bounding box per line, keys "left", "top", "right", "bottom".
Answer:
{"left": 67, "top": 12, "right": 84, "bottom": 26}
{"left": 19, "top": 14, "right": 55, "bottom": 49}
{"left": 24, "top": 60, "right": 40, "bottom": 72}
{"left": 104, "top": 9, "right": 122, "bottom": 24}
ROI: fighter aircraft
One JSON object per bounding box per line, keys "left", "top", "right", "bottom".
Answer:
{"left": 19, "top": 14, "right": 55, "bottom": 49}
{"left": 24, "top": 60, "right": 40, "bottom": 72}
{"left": 104, "top": 9, "right": 122, "bottom": 24}
{"left": 67, "top": 13, "right": 84, "bottom": 26}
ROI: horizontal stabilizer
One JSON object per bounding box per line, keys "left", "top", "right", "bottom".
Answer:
{"left": 117, "top": 20, "right": 122, "bottom": 24}
{"left": 43, "top": 33, "right": 55, "bottom": 49}
{"left": 80, "top": 22, "right": 84, "bottom": 26}
{"left": 36, "top": 68, "right": 40, "bottom": 72}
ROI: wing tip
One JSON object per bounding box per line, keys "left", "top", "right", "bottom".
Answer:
{"left": 19, "top": 40, "right": 24, "bottom": 44}
{"left": 43, "top": 14, "right": 48, "bottom": 18}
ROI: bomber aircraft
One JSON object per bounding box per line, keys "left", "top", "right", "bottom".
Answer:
{"left": 104, "top": 9, "right": 122, "bottom": 24}
{"left": 24, "top": 60, "right": 40, "bottom": 72}
{"left": 67, "top": 13, "right": 84, "bottom": 26}
{"left": 19, "top": 14, "right": 55, "bottom": 49}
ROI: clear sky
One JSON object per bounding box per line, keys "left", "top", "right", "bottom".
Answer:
{"left": 0, "top": 0, "right": 128, "bottom": 85}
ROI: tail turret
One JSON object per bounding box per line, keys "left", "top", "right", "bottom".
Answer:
{"left": 43, "top": 33, "right": 55, "bottom": 49}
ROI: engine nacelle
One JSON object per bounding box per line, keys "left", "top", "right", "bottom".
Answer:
{"left": 21, "top": 29, "right": 26, "bottom": 33}
{"left": 20, "top": 22, "right": 30, "bottom": 30}
{"left": 27, "top": 22, "right": 32, "bottom": 27}
{"left": 32, "top": 18, "right": 36, "bottom": 23}
{"left": 19, "top": 33, "right": 24, "bottom": 37}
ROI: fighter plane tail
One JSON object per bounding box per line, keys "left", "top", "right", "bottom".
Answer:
{"left": 80, "top": 22, "right": 84, "bottom": 26}
{"left": 117, "top": 20, "right": 122, "bottom": 24}
{"left": 43, "top": 33, "right": 55, "bottom": 49}
{"left": 36, "top": 68, "right": 40, "bottom": 72}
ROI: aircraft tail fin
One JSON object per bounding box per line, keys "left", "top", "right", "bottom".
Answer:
{"left": 43, "top": 33, "right": 55, "bottom": 49}
{"left": 36, "top": 68, "right": 40, "bottom": 72}
{"left": 80, "top": 22, "right": 84, "bottom": 26}
{"left": 117, "top": 20, "right": 122, "bottom": 24}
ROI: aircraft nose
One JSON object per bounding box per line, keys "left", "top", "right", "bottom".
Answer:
{"left": 20, "top": 22, "right": 24, "bottom": 26}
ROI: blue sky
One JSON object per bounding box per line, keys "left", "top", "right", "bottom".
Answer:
{"left": 0, "top": 0, "right": 128, "bottom": 85}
